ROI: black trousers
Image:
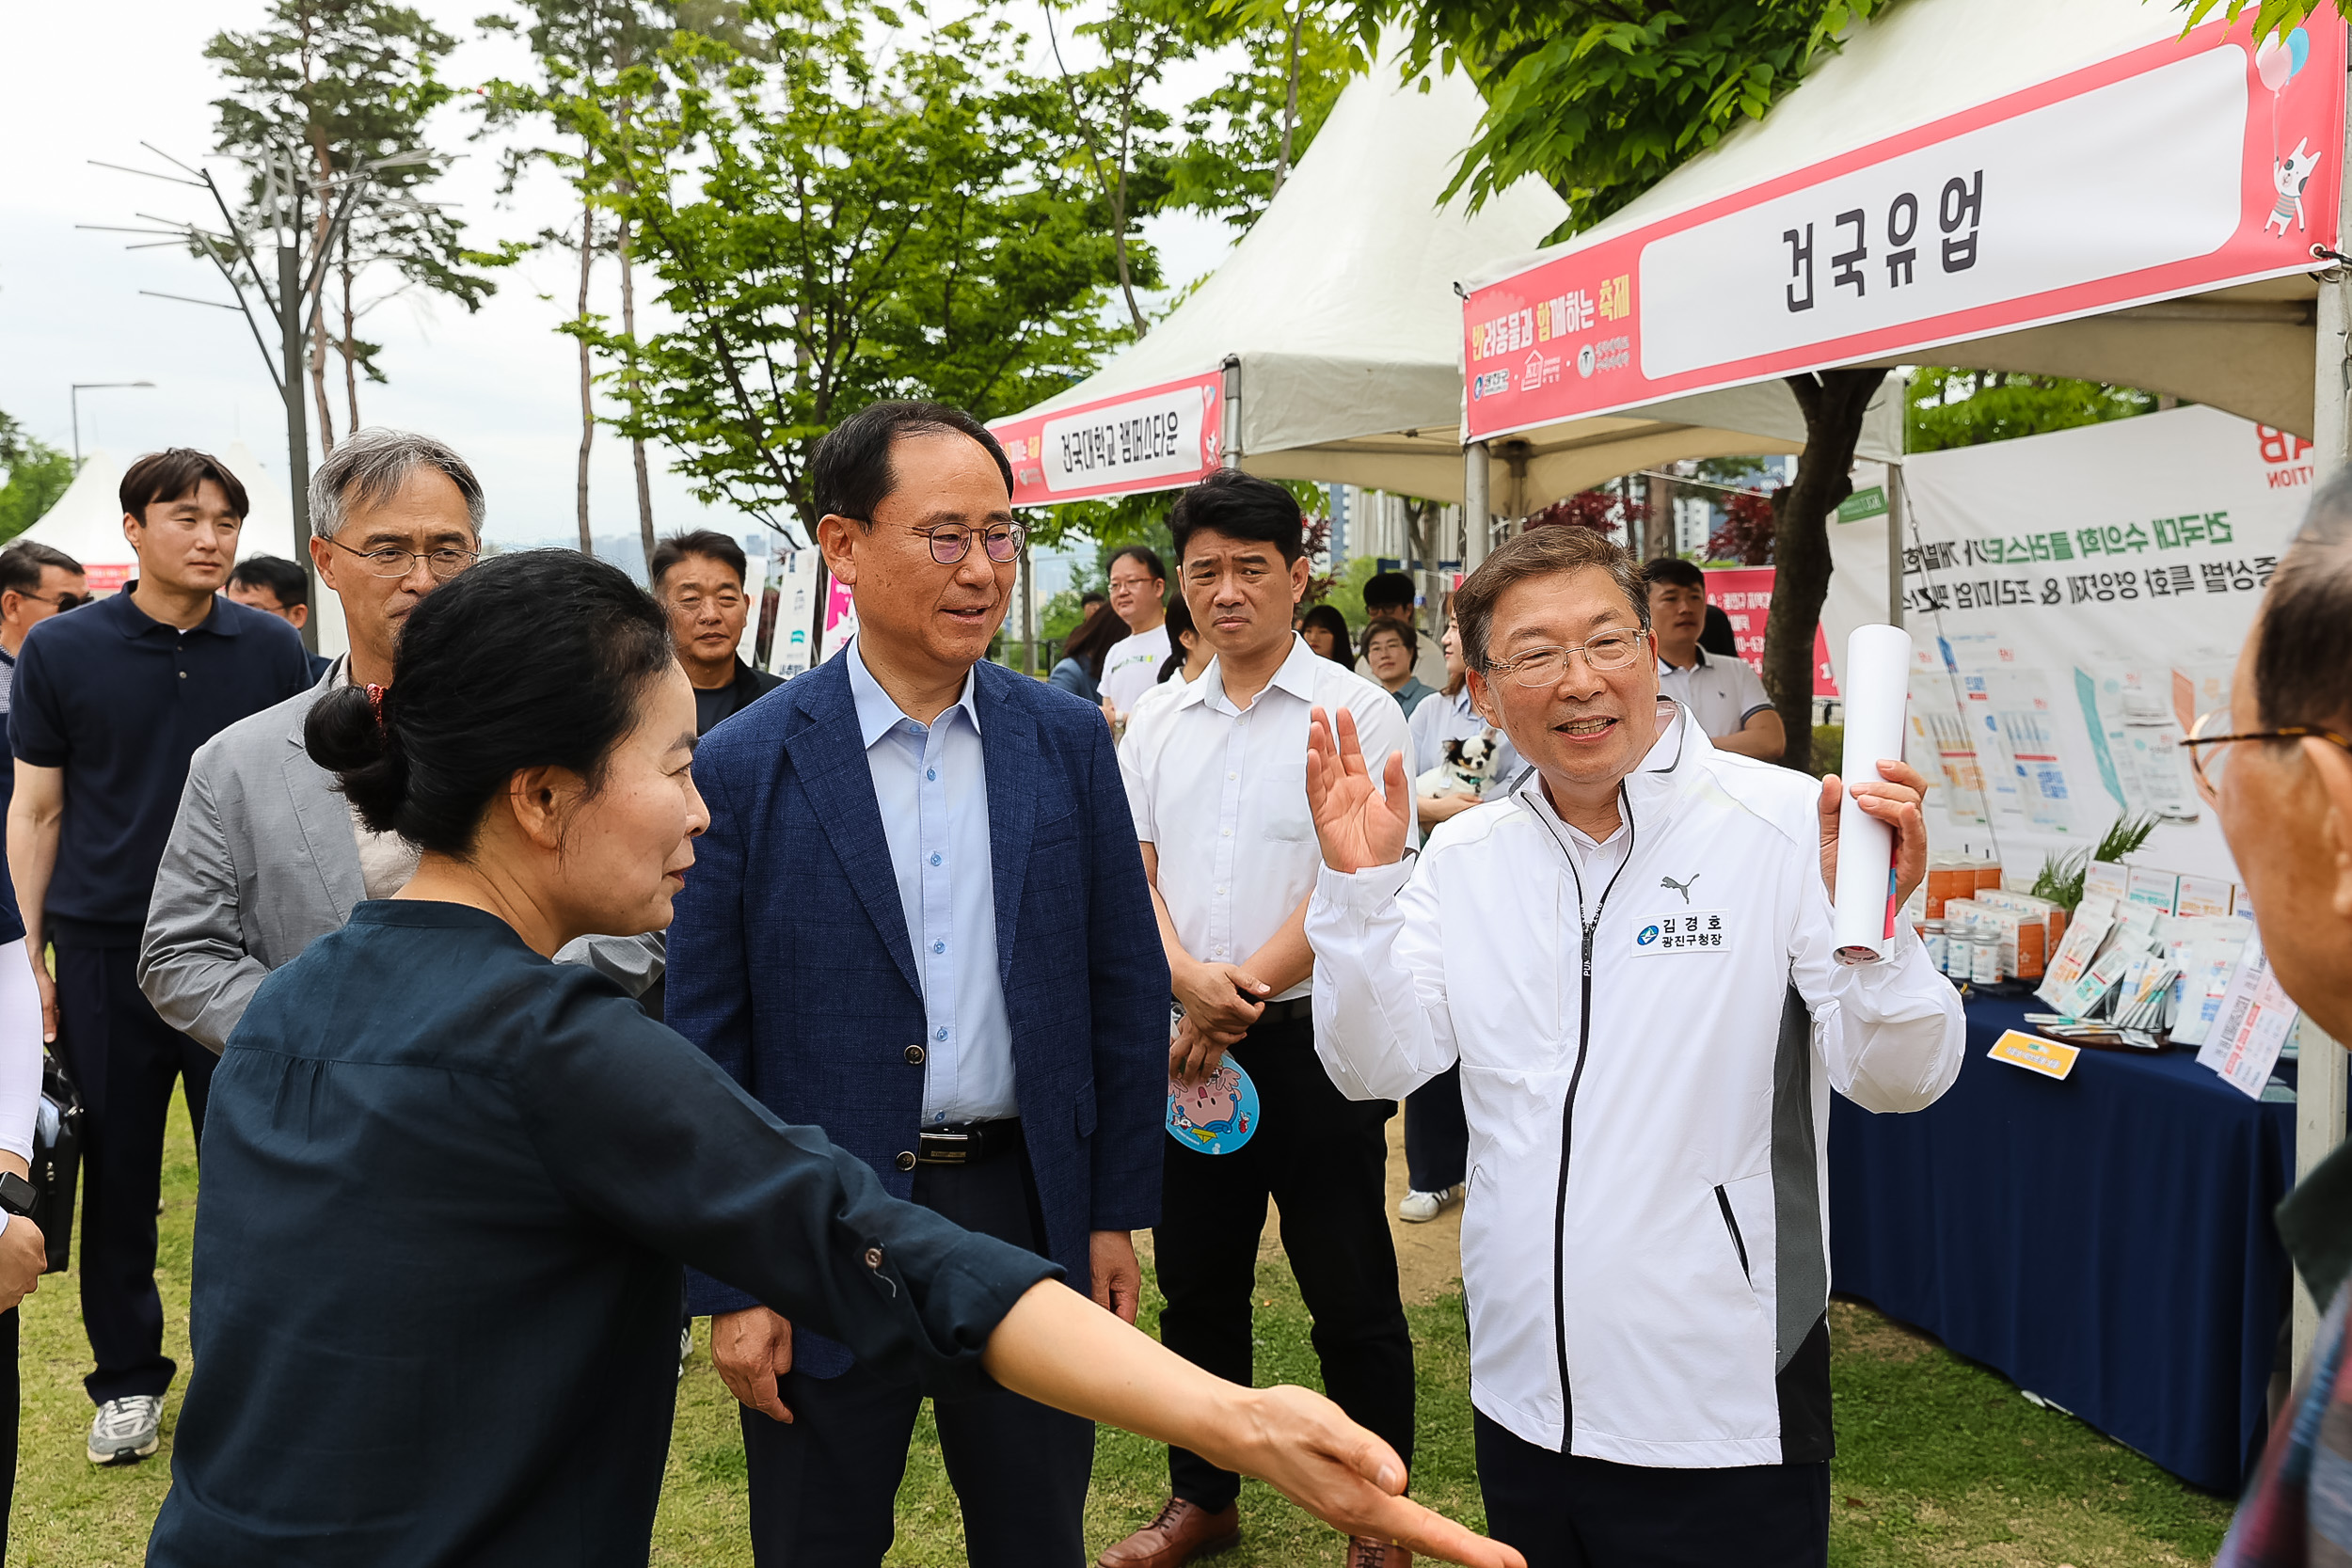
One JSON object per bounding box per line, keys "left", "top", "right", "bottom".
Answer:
{"left": 1404, "top": 1063, "right": 1468, "bottom": 1193}
{"left": 54, "top": 943, "right": 214, "bottom": 1405}
{"left": 1473, "top": 1410, "right": 1830, "bottom": 1568}
{"left": 1157, "top": 1010, "right": 1414, "bottom": 1513}
{"left": 0, "top": 1306, "right": 17, "bottom": 1550}
{"left": 739, "top": 1145, "right": 1094, "bottom": 1567}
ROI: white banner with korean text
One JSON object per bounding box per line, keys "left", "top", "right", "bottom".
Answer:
{"left": 1822, "top": 405, "right": 2310, "bottom": 885}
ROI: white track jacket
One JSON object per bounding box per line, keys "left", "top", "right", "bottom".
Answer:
{"left": 1309, "top": 709, "right": 1963, "bottom": 1467}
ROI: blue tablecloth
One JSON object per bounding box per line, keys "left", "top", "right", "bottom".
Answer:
{"left": 1828, "top": 993, "right": 2295, "bottom": 1494}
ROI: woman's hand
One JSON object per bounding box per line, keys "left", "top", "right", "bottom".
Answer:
{"left": 1207, "top": 1384, "right": 1523, "bottom": 1566}
{"left": 1307, "top": 706, "right": 1411, "bottom": 875}
{"left": 983, "top": 1282, "right": 1525, "bottom": 1568}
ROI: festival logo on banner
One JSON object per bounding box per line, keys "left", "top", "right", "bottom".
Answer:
{"left": 989, "top": 372, "right": 1225, "bottom": 508}
{"left": 1464, "top": 16, "right": 2345, "bottom": 439}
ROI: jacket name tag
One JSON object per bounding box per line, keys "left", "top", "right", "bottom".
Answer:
{"left": 1632, "top": 909, "right": 1732, "bottom": 955}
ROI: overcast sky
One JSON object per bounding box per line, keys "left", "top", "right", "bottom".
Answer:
{"left": 0, "top": 0, "right": 1239, "bottom": 557}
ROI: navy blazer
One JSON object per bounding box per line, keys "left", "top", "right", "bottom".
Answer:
{"left": 668, "top": 653, "right": 1168, "bottom": 1370}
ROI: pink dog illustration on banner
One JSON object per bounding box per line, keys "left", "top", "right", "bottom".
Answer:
{"left": 1165, "top": 1062, "right": 1261, "bottom": 1156}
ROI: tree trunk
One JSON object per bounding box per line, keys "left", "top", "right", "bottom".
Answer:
{"left": 340, "top": 239, "right": 360, "bottom": 437}
{"left": 1763, "top": 368, "right": 1887, "bottom": 775}
{"left": 620, "top": 206, "right": 655, "bottom": 571}
{"left": 1272, "top": 5, "right": 1303, "bottom": 198}
{"left": 308, "top": 131, "right": 338, "bottom": 456}
{"left": 576, "top": 192, "right": 596, "bottom": 556}
{"left": 1647, "top": 472, "right": 1677, "bottom": 559}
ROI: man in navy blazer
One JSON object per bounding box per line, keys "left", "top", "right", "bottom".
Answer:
{"left": 667, "top": 401, "right": 1168, "bottom": 1567}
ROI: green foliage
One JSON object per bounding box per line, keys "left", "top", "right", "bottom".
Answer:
{"left": 578, "top": 0, "right": 1140, "bottom": 538}
{"left": 1321, "top": 553, "right": 1381, "bottom": 630}
{"left": 2029, "top": 813, "right": 2160, "bottom": 911}
{"left": 206, "top": 0, "right": 506, "bottom": 412}
{"left": 2179, "top": 0, "right": 2352, "bottom": 44}
{"left": 1907, "top": 368, "right": 2158, "bottom": 454}
{"left": 1346, "top": 0, "right": 1886, "bottom": 233}
{"left": 1163, "top": 0, "right": 1363, "bottom": 231}
{"left": 0, "top": 415, "right": 73, "bottom": 546}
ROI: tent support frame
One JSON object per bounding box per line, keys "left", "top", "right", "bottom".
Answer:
{"left": 1464, "top": 442, "right": 1491, "bottom": 569}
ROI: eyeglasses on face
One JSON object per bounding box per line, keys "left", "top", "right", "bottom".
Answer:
{"left": 1482, "top": 626, "right": 1649, "bottom": 688}
{"left": 16, "top": 590, "right": 86, "bottom": 612}
{"left": 2182, "top": 704, "right": 2352, "bottom": 803}
{"left": 327, "top": 536, "right": 482, "bottom": 579}
{"left": 911, "top": 523, "right": 1025, "bottom": 566}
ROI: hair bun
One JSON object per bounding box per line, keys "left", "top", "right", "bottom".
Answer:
{"left": 305, "top": 684, "right": 407, "bottom": 832}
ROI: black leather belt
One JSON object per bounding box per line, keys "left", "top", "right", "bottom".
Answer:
{"left": 1254, "top": 996, "right": 1313, "bottom": 1026}
{"left": 915, "top": 1118, "right": 1023, "bottom": 1165}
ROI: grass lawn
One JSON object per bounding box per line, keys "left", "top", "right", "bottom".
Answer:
{"left": 8, "top": 1090, "right": 2238, "bottom": 1566}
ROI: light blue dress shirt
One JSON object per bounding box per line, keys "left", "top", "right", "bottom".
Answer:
{"left": 846, "top": 640, "right": 1018, "bottom": 1127}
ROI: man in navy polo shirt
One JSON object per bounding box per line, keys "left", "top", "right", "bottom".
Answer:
{"left": 5, "top": 449, "right": 309, "bottom": 1468}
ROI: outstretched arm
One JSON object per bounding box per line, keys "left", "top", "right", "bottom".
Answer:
{"left": 984, "top": 1281, "right": 1522, "bottom": 1568}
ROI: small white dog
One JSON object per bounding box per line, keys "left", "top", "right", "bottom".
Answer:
{"left": 1417, "top": 734, "right": 1498, "bottom": 798}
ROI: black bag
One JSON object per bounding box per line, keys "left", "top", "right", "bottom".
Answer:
{"left": 31, "top": 1049, "right": 82, "bottom": 1275}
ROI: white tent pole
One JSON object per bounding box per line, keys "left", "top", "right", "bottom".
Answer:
{"left": 1220, "top": 355, "right": 1242, "bottom": 468}
{"left": 1885, "top": 462, "right": 1906, "bottom": 629}
{"left": 1464, "top": 442, "right": 1491, "bottom": 569}
{"left": 2293, "top": 76, "right": 2352, "bottom": 1377}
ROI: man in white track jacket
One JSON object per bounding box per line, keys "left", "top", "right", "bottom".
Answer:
{"left": 1302, "top": 527, "right": 1963, "bottom": 1568}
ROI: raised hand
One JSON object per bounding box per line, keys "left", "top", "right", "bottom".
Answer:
{"left": 1819, "top": 758, "right": 1931, "bottom": 909}
{"left": 1306, "top": 705, "right": 1411, "bottom": 875}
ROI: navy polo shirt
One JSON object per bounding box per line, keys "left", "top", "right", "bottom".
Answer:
{"left": 8, "top": 587, "right": 310, "bottom": 945}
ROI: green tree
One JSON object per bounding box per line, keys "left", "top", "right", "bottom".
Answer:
{"left": 207, "top": 0, "right": 505, "bottom": 450}
{"left": 0, "top": 416, "right": 74, "bottom": 546}
{"left": 1907, "top": 368, "right": 2157, "bottom": 453}
{"left": 581, "top": 0, "right": 1135, "bottom": 539}
{"left": 1346, "top": 0, "right": 1887, "bottom": 771}
{"left": 1165, "top": 0, "right": 1360, "bottom": 230}
{"left": 480, "top": 0, "right": 674, "bottom": 560}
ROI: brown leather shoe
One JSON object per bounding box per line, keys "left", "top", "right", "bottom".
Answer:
{"left": 1095, "top": 1497, "right": 1240, "bottom": 1568}
{"left": 1345, "top": 1538, "right": 1413, "bottom": 1568}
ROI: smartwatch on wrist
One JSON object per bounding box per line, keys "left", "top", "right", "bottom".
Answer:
{"left": 0, "top": 1172, "right": 37, "bottom": 1220}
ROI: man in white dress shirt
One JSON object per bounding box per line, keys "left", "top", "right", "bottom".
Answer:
{"left": 1304, "top": 526, "right": 1963, "bottom": 1568}
{"left": 1104, "top": 470, "right": 1417, "bottom": 1568}
{"left": 1099, "top": 546, "right": 1172, "bottom": 723}
{"left": 1644, "top": 557, "right": 1785, "bottom": 762}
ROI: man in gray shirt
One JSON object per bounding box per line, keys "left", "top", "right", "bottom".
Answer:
{"left": 137, "top": 429, "right": 494, "bottom": 1048}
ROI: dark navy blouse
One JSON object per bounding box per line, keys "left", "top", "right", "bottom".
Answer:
{"left": 148, "top": 901, "right": 1056, "bottom": 1566}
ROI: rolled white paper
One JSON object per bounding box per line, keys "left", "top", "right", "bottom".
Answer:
{"left": 1832, "top": 623, "right": 1915, "bottom": 965}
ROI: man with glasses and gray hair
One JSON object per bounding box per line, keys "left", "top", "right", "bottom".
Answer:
{"left": 1302, "top": 524, "right": 1963, "bottom": 1568}
{"left": 138, "top": 426, "right": 485, "bottom": 1055}
{"left": 666, "top": 400, "right": 1168, "bottom": 1567}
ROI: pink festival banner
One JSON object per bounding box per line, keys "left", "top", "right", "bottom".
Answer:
{"left": 990, "top": 372, "right": 1225, "bottom": 508}
{"left": 1705, "top": 567, "right": 1840, "bottom": 700}
{"left": 1463, "top": 16, "right": 2346, "bottom": 440}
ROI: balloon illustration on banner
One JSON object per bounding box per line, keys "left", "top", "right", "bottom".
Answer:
{"left": 2256, "top": 26, "right": 2310, "bottom": 92}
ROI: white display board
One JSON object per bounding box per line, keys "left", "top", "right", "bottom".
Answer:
{"left": 1823, "top": 405, "right": 2312, "bottom": 884}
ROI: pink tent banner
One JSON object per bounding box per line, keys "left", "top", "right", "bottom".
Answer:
{"left": 990, "top": 371, "right": 1225, "bottom": 508}
{"left": 1706, "top": 567, "right": 1840, "bottom": 699}
{"left": 1462, "top": 15, "right": 2346, "bottom": 441}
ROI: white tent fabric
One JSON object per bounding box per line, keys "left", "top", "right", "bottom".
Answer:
{"left": 1002, "top": 59, "right": 1902, "bottom": 507}
{"left": 1467, "top": 0, "right": 2323, "bottom": 436}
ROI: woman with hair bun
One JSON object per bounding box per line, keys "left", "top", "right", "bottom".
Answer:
{"left": 145, "top": 550, "right": 1514, "bottom": 1568}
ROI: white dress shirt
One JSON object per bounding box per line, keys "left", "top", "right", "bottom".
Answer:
{"left": 1656, "top": 645, "right": 1773, "bottom": 741}
{"left": 1121, "top": 634, "right": 1411, "bottom": 1003}
{"left": 846, "top": 640, "right": 1017, "bottom": 1126}
{"left": 1099, "top": 623, "right": 1171, "bottom": 717}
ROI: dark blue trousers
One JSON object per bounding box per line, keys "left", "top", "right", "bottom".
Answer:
{"left": 54, "top": 943, "right": 213, "bottom": 1405}
{"left": 737, "top": 1147, "right": 1093, "bottom": 1567}
{"left": 1473, "top": 1408, "right": 1830, "bottom": 1568}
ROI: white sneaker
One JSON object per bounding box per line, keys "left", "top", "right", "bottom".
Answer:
{"left": 678, "top": 1324, "right": 692, "bottom": 1380}
{"left": 88, "top": 1395, "right": 162, "bottom": 1465}
{"left": 1397, "top": 1185, "right": 1463, "bottom": 1224}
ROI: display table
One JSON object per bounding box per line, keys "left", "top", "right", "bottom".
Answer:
{"left": 1828, "top": 993, "right": 2294, "bottom": 1493}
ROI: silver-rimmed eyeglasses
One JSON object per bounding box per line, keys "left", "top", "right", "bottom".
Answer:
{"left": 326, "top": 536, "right": 481, "bottom": 580}
{"left": 1484, "top": 626, "right": 1649, "bottom": 688}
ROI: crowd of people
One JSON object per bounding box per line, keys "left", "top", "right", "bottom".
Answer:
{"left": 0, "top": 395, "right": 2336, "bottom": 1568}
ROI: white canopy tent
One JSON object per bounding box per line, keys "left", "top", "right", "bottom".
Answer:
{"left": 17, "top": 443, "right": 347, "bottom": 654}
{"left": 989, "top": 57, "right": 1902, "bottom": 520}
{"left": 1459, "top": 0, "right": 2350, "bottom": 1351}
